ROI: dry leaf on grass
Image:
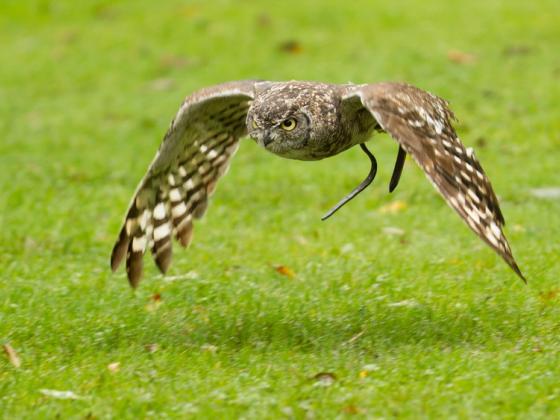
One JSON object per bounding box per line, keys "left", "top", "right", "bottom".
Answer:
{"left": 145, "top": 343, "right": 159, "bottom": 353}
{"left": 344, "top": 330, "right": 365, "bottom": 345}
{"left": 475, "top": 137, "right": 487, "bottom": 148}
{"left": 274, "top": 265, "right": 296, "bottom": 278}
{"left": 107, "top": 362, "right": 120, "bottom": 373}
{"left": 149, "top": 78, "right": 175, "bottom": 92}
{"left": 378, "top": 200, "right": 407, "bottom": 214}
{"left": 146, "top": 293, "right": 162, "bottom": 312}
{"left": 338, "top": 243, "right": 354, "bottom": 254}
{"left": 40, "top": 389, "right": 84, "bottom": 400}
{"left": 342, "top": 405, "right": 363, "bottom": 414}
{"left": 447, "top": 49, "right": 477, "bottom": 64}
{"left": 529, "top": 187, "right": 560, "bottom": 199}
{"left": 164, "top": 271, "right": 199, "bottom": 282}
{"left": 387, "top": 299, "right": 419, "bottom": 308}
{"left": 312, "top": 372, "right": 337, "bottom": 386}
{"left": 539, "top": 289, "right": 560, "bottom": 304}
{"left": 256, "top": 13, "right": 272, "bottom": 28}
{"left": 159, "top": 54, "right": 195, "bottom": 71}
{"left": 360, "top": 363, "right": 380, "bottom": 378}
{"left": 382, "top": 226, "right": 405, "bottom": 236}
{"left": 278, "top": 40, "right": 303, "bottom": 54}
{"left": 503, "top": 45, "right": 534, "bottom": 57}
{"left": 201, "top": 344, "right": 218, "bottom": 353}
{"left": 3, "top": 343, "right": 21, "bottom": 368}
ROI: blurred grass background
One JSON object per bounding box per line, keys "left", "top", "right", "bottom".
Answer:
{"left": 1, "top": 0, "right": 559, "bottom": 417}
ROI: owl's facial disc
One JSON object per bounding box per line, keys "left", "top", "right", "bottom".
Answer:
{"left": 247, "top": 111, "right": 311, "bottom": 158}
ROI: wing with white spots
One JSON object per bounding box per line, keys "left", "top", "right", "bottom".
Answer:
{"left": 343, "top": 82, "right": 524, "bottom": 281}
{"left": 111, "top": 81, "right": 257, "bottom": 287}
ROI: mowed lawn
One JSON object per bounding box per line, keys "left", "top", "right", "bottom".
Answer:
{"left": 1, "top": 0, "right": 560, "bottom": 417}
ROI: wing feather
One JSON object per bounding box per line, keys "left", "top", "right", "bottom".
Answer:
{"left": 344, "top": 82, "right": 524, "bottom": 281}
{"left": 111, "top": 81, "right": 257, "bottom": 287}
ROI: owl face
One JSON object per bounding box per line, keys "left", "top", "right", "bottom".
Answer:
{"left": 246, "top": 107, "right": 312, "bottom": 159}
{"left": 245, "top": 82, "right": 346, "bottom": 161}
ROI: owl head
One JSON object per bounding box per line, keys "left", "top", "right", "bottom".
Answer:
{"left": 246, "top": 82, "right": 341, "bottom": 161}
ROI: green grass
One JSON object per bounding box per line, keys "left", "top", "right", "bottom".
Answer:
{"left": 1, "top": 0, "right": 560, "bottom": 417}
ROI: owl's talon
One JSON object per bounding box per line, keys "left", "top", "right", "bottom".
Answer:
{"left": 321, "top": 143, "right": 378, "bottom": 221}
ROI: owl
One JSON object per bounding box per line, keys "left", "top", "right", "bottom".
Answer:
{"left": 110, "top": 80, "right": 525, "bottom": 287}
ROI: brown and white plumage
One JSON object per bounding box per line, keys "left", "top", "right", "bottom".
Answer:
{"left": 111, "top": 80, "right": 525, "bottom": 287}
{"left": 111, "top": 81, "right": 255, "bottom": 287}
{"left": 342, "top": 83, "right": 524, "bottom": 280}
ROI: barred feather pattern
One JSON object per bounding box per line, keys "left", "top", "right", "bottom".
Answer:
{"left": 111, "top": 82, "right": 255, "bottom": 287}
{"left": 353, "top": 83, "right": 525, "bottom": 281}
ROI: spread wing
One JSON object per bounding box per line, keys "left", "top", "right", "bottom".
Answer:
{"left": 111, "top": 81, "right": 257, "bottom": 287}
{"left": 342, "top": 82, "right": 525, "bottom": 281}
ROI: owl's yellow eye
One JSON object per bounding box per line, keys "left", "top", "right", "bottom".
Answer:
{"left": 280, "top": 118, "right": 297, "bottom": 131}
{"left": 252, "top": 119, "right": 259, "bottom": 129}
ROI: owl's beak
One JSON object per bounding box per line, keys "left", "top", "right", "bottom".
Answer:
{"left": 262, "top": 134, "right": 274, "bottom": 147}
{"left": 250, "top": 130, "right": 273, "bottom": 148}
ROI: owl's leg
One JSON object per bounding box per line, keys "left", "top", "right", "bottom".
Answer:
{"left": 389, "top": 146, "right": 407, "bottom": 192}
{"left": 321, "top": 143, "right": 377, "bottom": 221}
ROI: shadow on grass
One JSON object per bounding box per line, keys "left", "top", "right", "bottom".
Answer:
{"left": 4, "top": 274, "right": 532, "bottom": 359}
{"left": 90, "top": 298, "right": 527, "bottom": 355}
